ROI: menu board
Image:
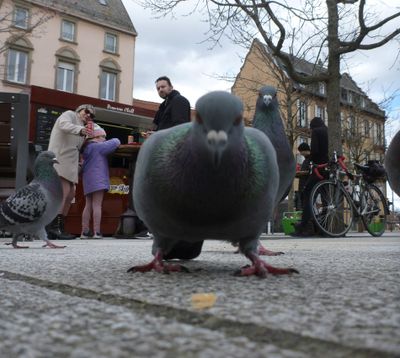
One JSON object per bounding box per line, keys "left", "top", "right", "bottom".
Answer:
{"left": 35, "top": 106, "right": 65, "bottom": 149}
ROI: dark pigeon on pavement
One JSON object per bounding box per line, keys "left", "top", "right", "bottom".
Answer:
{"left": 252, "top": 85, "right": 296, "bottom": 254}
{"left": 129, "top": 91, "right": 298, "bottom": 277}
{"left": 253, "top": 85, "right": 296, "bottom": 204}
{"left": 385, "top": 129, "right": 400, "bottom": 197}
{"left": 0, "top": 151, "right": 65, "bottom": 249}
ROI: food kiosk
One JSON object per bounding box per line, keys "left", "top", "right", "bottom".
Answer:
{"left": 28, "top": 86, "right": 156, "bottom": 236}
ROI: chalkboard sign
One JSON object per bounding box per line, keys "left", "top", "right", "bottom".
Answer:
{"left": 35, "top": 106, "right": 65, "bottom": 149}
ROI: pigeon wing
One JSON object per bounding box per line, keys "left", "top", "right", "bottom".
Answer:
{"left": 0, "top": 183, "right": 46, "bottom": 226}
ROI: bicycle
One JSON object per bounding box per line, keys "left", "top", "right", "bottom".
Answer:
{"left": 309, "top": 152, "right": 388, "bottom": 237}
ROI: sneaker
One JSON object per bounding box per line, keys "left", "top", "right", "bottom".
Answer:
{"left": 93, "top": 232, "right": 103, "bottom": 239}
{"left": 134, "top": 231, "right": 153, "bottom": 239}
{"left": 80, "top": 231, "right": 92, "bottom": 239}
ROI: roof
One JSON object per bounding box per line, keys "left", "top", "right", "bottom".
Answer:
{"left": 253, "top": 39, "right": 384, "bottom": 117}
{"left": 27, "top": 0, "right": 136, "bottom": 35}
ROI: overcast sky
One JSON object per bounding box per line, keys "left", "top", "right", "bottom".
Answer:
{"left": 121, "top": 0, "right": 400, "bottom": 207}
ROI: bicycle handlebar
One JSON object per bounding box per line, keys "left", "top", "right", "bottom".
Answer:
{"left": 312, "top": 155, "right": 353, "bottom": 180}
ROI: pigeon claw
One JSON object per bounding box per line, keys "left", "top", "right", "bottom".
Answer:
{"left": 42, "top": 241, "right": 66, "bottom": 249}
{"left": 127, "top": 255, "right": 188, "bottom": 274}
{"left": 258, "top": 243, "right": 284, "bottom": 256}
{"left": 10, "top": 243, "right": 30, "bottom": 249}
{"left": 236, "top": 259, "right": 298, "bottom": 278}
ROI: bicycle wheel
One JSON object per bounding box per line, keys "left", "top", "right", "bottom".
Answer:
{"left": 361, "top": 184, "right": 388, "bottom": 237}
{"left": 310, "top": 180, "right": 354, "bottom": 237}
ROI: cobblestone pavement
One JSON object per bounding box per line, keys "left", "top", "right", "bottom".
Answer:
{"left": 0, "top": 232, "right": 399, "bottom": 357}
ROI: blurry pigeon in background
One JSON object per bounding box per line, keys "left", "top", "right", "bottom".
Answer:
{"left": 253, "top": 85, "right": 296, "bottom": 205}
{"left": 129, "top": 91, "right": 298, "bottom": 277}
{"left": 385, "top": 129, "right": 400, "bottom": 197}
{"left": 252, "top": 86, "right": 296, "bottom": 254}
{"left": 0, "top": 151, "right": 65, "bottom": 249}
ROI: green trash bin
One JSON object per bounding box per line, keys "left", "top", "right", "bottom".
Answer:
{"left": 282, "top": 211, "right": 302, "bottom": 235}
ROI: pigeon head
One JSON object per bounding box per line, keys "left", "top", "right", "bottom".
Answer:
{"left": 194, "top": 91, "right": 244, "bottom": 168}
{"left": 33, "top": 151, "right": 59, "bottom": 178}
{"left": 257, "top": 85, "right": 278, "bottom": 108}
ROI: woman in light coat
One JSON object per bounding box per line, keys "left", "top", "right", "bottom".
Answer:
{"left": 47, "top": 104, "right": 94, "bottom": 240}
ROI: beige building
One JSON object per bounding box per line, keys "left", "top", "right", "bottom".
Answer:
{"left": 0, "top": 0, "right": 137, "bottom": 104}
{"left": 232, "top": 39, "right": 386, "bottom": 167}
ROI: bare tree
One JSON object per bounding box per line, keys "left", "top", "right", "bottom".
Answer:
{"left": 137, "top": 0, "right": 400, "bottom": 156}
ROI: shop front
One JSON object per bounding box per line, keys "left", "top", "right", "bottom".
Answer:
{"left": 28, "top": 86, "right": 156, "bottom": 236}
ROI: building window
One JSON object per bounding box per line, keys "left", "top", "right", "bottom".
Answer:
{"left": 297, "top": 100, "right": 308, "bottom": 127}
{"left": 99, "top": 59, "right": 120, "bottom": 101}
{"left": 318, "top": 82, "right": 325, "bottom": 96}
{"left": 61, "top": 20, "right": 76, "bottom": 42}
{"left": 7, "top": 49, "right": 28, "bottom": 84}
{"left": 341, "top": 88, "right": 348, "bottom": 102}
{"left": 14, "top": 6, "right": 29, "bottom": 29}
{"left": 104, "top": 33, "right": 117, "bottom": 54}
{"left": 100, "top": 71, "right": 116, "bottom": 101}
{"left": 348, "top": 91, "right": 353, "bottom": 104}
{"left": 315, "top": 105, "right": 326, "bottom": 121}
{"left": 55, "top": 47, "right": 79, "bottom": 93}
{"left": 364, "top": 120, "right": 370, "bottom": 137}
{"left": 56, "top": 61, "right": 75, "bottom": 92}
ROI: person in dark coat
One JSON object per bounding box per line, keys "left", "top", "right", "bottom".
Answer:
{"left": 295, "top": 142, "right": 311, "bottom": 210}
{"left": 153, "top": 76, "right": 191, "bottom": 130}
{"left": 80, "top": 124, "right": 120, "bottom": 239}
{"left": 292, "top": 117, "right": 329, "bottom": 236}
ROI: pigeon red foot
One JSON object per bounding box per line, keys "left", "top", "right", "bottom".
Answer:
{"left": 236, "top": 252, "right": 298, "bottom": 278}
{"left": 127, "top": 250, "right": 187, "bottom": 274}
{"left": 258, "top": 243, "right": 284, "bottom": 256}
{"left": 42, "top": 241, "right": 66, "bottom": 249}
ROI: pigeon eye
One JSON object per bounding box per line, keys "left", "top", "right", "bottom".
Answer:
{"left": 234, "top": 116, "right": 242, "bottom": 126}
{"left": 196, "top": 114, "right": 203, "bottom": 124}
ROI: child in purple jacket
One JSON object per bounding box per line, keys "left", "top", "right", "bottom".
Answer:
{"left": 80, "top": 124, "right": 120, "bottom": 238}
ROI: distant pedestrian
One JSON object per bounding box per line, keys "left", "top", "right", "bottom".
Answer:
{"left": 295, "top": 142, "right": 311, "bottom": 210}
{"left": 80, "top": 124, "right": 120, "bottom": 239}
{"left": 292, "top": 117, "right": 328, "bottom": 236}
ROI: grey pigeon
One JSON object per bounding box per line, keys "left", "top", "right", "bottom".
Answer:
{"left": 385, "top": 129, "right": 400, "bottom": 197}
{"left": 0, "top": 151, "right": 65, "bottom": 249}
{"left": 252, "top": 86, "right": 296, "bottom": 254}
{"left": 129, "top": 91, "right": 298, "bottom": 277}
{"left": 253, "top": 85, "right": 296, "bottom": 204}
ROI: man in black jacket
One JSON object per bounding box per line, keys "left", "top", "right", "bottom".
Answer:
{"left": 153, "top": 76, "right": 191, "bottom": 130}
{"left": 292, "top": 117, "right": 329, "bottom": 236}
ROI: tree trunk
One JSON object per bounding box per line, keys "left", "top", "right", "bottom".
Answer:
{"left": 326, "top": 0, "right": 343, "bottom": 157}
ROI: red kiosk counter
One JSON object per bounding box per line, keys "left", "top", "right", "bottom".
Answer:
{"left": 28, "top": 86, "right": 155, "bottom": 236}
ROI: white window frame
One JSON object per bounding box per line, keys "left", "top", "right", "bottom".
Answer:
{"left": 315, "top": 105, "right": 326, "bottom": 121}
{"left": 56, "top": 61, "right": 75, "bottom": 92}
{"left": 100, "top": 71, "right": 116, "bottom": 101}
{"left": 319, "top": 82, "right": 325, "bottom": 95}
{"left": 7, "top": 49, "right": 28, "bottom": 84}
{"left": 105, "top": 33, "right": 117, "bottom": 53}
{"left": 61, "top": 20, "right": 75, "bottom": 42}
{"left": 297, "top": 100, "right": 308, "bottom": 128}
{"left": 14, "top": 6, "right": 29, "bottom": 29}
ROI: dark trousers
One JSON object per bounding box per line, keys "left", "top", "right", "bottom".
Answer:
{"left": 299, "top": 173, "right": 321, "bottom": 228}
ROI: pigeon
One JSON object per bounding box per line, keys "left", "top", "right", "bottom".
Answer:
{"left": 253, "top": 85, "right": 296, "bottom": 204}
{"left": 129, "top": 91, "right": 298, "bottom": 277}
{"left": 0, "top": 151, "right": 65, "bottom": 249}
{"left": 252, "top": 85, "right": 296, "bottom": 254}
{"left": 385, "top": 129, "right": 400, "bottom": 197}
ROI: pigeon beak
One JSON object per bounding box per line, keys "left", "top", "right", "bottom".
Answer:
{"left": 53, "top": 158, "right": 59, "bottom": 164}
{"left": 207, "top": 130, "right": 228, "bottom": 168}
{"left": 263, "top": 94, "right": 272, "bottom": 106}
